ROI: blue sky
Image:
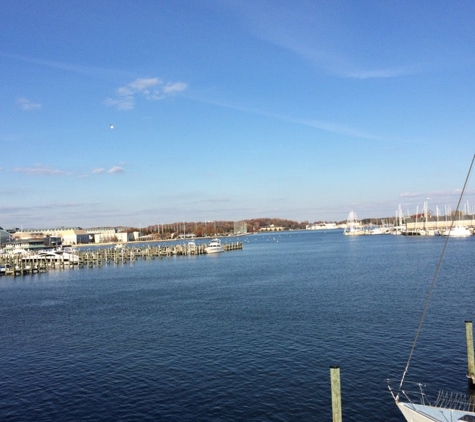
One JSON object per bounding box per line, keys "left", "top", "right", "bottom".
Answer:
{"left": 1, "top": 0, "right": 475, "bottom": 229}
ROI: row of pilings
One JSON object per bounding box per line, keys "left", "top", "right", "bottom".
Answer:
{"left": 0, "top": 241, "right": 243, "bottom": 276}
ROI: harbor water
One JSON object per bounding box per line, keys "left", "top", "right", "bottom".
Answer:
{"left": 1, "top": 230, "right": 475, "bottom": 421}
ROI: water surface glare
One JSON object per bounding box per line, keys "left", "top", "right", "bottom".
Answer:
{"left": 1, "top": 231, "right": 474, "bottom": 421}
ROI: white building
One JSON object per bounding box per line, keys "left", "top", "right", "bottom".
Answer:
{"left": 87, "top": 227, "right": 134, "bottom": 243}
{"left": 13, "top": 228, "right": 90, "bottom": 245}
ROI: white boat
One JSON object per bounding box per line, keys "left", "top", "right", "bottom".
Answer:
{"left": 187, "top": 240, "right": 197, "bottom": 254}
{"left": 441, "top": 225, "right": 471, "bottom": 237}
{"left": 389, "top": 155, "right": 475, "bottom": 422}
{"left": 343, "top": 211, "right": 365, "bottom": 236}
{"left": 393, "top": 391, "right": 475, "bottom": 422}
{"left": 205, "top": 238, "right": 224, "bottom": 254}
{"left": 25, "top": 248, "right": 79, "bottom": 264}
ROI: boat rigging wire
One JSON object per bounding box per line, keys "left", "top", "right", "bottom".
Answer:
{"left": 398, "top": 154, "right": 475, "bottom": 392}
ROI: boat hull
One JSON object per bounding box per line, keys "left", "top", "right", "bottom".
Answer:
{"left": 205, "top": 247, "right": 224, "bottom": 254}
{"left": 397, "top": 400, "right": 475, "bottom": 422}
{"left": 441, "top": 226, "right": 472, "bottom": 237}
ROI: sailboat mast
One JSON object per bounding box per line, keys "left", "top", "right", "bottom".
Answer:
{"left": 398, "top": 154, "right": 475, "bottom": 391}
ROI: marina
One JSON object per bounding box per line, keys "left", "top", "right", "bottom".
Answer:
{"left": 0, "top": 240, "right": 243, "bottom": 276}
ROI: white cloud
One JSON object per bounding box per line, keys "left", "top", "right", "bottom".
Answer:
{"left": 129, "top": 77, "right": 161, "bottom": 91}
{"left": 103, "top": 96, "right": 135, "bottom": 111}
{"left": 399, "top": 191, "right": 422, "bottom": 198}
{"left": 16, "top": 97, "right": 41, "bottom": 110}
{"left": 92, "top": 168, "right": 105, "bottom": 174}
{"left": 163, "top": 82, "right": 187, "bottom": 94}
{"left": 108, "top": 166, "right": 125, "bottom": 174}
{"left": 105, "top": 77, "right": 187, "bottom": 110}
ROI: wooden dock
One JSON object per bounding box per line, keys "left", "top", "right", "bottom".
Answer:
{"left": 0, "top": 241, "right": 243, "bottom": 277}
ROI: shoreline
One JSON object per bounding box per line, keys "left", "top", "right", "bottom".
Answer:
{"left": 74, "top": 233, "right": 251, "bottom": 249}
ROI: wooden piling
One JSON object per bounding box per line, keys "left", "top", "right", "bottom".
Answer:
{"left": 330, "top": 366, "right": 342, "bottom": 422}
{"left": 466, "top": 321, "right": 475, "bottom": 388}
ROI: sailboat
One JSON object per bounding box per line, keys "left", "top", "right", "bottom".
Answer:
{"left": 343, "top": 211, "right": 365, "bottom": 236}
{"left": 389, "top": 155, "right": 475, "bottom": 422}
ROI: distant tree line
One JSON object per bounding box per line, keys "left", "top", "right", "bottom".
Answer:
{"left": 245, "top": 218, "right": 308, "bottom": 232}
{"left": 122, "top": 218, "right": 311, "bottom": 239}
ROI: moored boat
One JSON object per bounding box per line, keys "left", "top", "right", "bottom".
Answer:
{"left": 343, "top": 211, "right": 365, "bottom": 236}
{"left": 187, "top": 240, "right": 197, "bottom": 254}
{"left": 392, "top": 387, "right": 475, "bottom": 422}
{"left": 24, "top": 248, "right": 79, "bottom": 264}
{"left": 441, "top": 225, "right": 471, "bottom": 237}
{"left": 205, "top": 238, "right": 224, "bottom": 254}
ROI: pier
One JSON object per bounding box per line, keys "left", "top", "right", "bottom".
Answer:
{"left": 0, "top": 241, "right": 243, "bottom": 277}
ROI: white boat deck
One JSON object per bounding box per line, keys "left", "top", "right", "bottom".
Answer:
{"left": 398, "top": 401, "right": 475, "bottom": 422}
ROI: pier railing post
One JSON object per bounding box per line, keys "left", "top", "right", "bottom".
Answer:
{"left": 330, "top": 366, "right": 342, "bottom": 422}
{"left": 466, "top": 321, "right": 475, "bottom": 388}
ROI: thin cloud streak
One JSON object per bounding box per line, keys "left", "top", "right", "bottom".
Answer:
{"left": 0, "top": 53, "right": 134, "bottom": 80}
{"left": 16, "top": 97, "right": 41, "bottom": 110}
{"left": 293, "top": 117, "right": 383, "bottom": 141}
{"left": 231, "top": 2, "right": 422, "bottom": 80}
{"left": 6, "top": 164, "right": 126, "bottom": 177}
{"left": 10, "top": 165, "right": 70, "bottom": 176}
{"left": 0, "top": 202, "right": 89, "bottom": 212}
{"left": 191, "top": 95, "right": 384, "bottom": 142}
{"left": 291, "top": 41, "right": 422, "bottom": 80}
{"left": 399, "top": 189, "right": 475, "bottom": 199}
{"left": 344, "top": 66, "right": 420, "bottom": 80}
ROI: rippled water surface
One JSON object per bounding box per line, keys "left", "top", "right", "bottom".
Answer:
{"left": 1, "top": 231, "right": 475, "bottom": 421}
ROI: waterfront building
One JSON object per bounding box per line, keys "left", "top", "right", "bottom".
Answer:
{"left": 405, "top": 214, "right": 475, "bottom": 231}
{"left": 7, "top": 232, "right": 62, "bottom": 251}
{"left": 86, "top": 227, "right": 135, "bottom": 243}
{"left": 12, "top": 228, "right": 90, "bottom": 245}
